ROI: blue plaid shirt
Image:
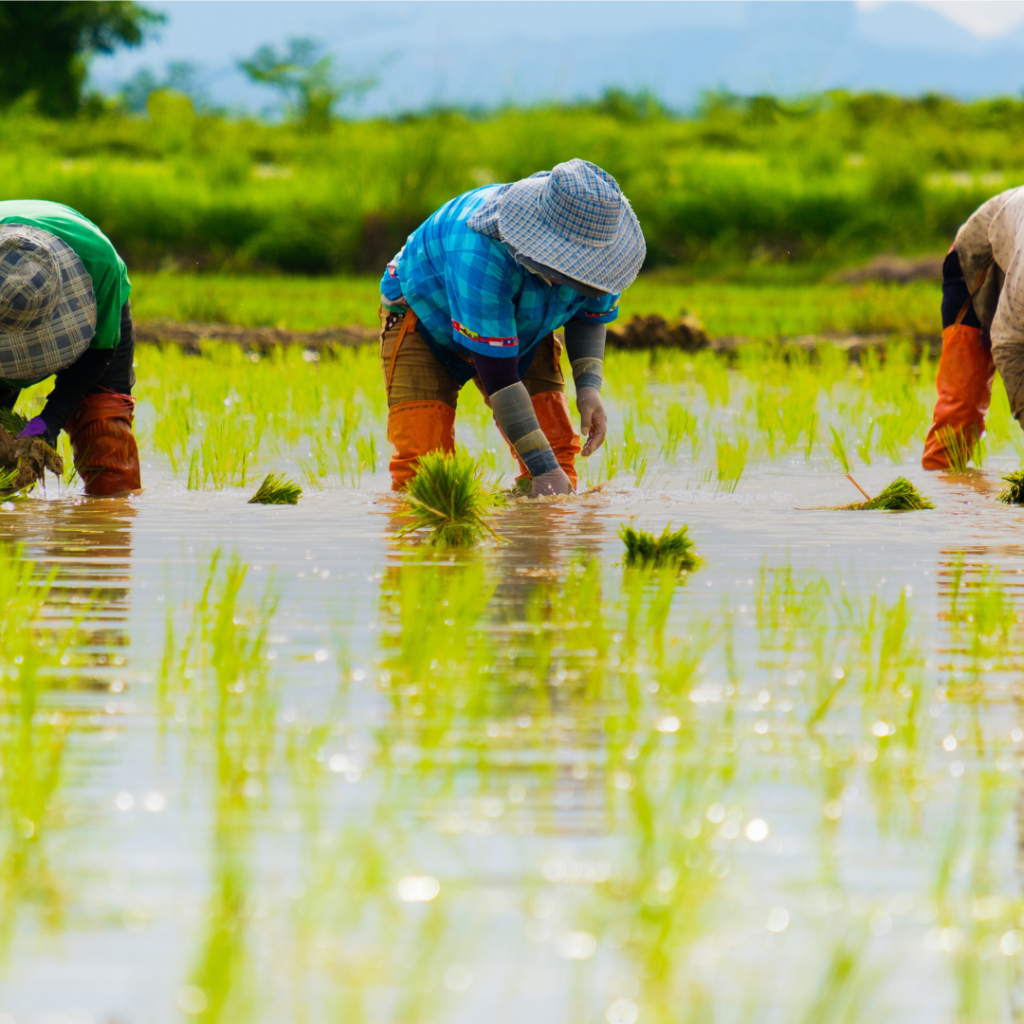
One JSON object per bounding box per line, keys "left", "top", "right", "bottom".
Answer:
{"left": 380, "top": 186, "right": 619, "bottom": 361}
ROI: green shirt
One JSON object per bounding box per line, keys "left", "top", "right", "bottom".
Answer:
{"left": 0, "top": 200, "right": 131, "bottom": 389}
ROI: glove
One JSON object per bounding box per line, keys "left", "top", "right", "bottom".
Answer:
{"left": 18, "top": 416, "right": 48, "bottom": 439}
{"left": 577, "top": 387, "right": 607, "bottom": 457}
{"left": 532, "top": 466, "right": 573, "bottom": 497}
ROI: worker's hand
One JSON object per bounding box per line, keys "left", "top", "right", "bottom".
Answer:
{"left": 0, "top": 429, "right": 63, "bottom": 492}
{"left": 577, "top": 387, "right": 606, "bottom": 457}
{"left": 17, "top": 417, "right": 47, "bottom": 440}
{"left": 532, "top": 466, "right": 573, "bottom": 497}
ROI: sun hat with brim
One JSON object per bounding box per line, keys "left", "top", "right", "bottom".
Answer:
{"left": 0, "top": 223, "right": 96, "bottom": 383}
{"left": 467, "top": 158, "right": 646, "bottom": 294}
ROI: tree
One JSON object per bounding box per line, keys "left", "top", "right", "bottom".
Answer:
{"left": 238, "top": 38, "right": 374, "bottom": 132}
{"left": 0, "top": 1, "right": 163, "bottom": 116}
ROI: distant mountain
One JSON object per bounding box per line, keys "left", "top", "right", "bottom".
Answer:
{"left": 88, "top": 1, "right": 1024, "bottom": 116}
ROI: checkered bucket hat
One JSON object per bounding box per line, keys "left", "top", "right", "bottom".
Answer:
{"left": 0, "top": 224, "right": 96, "bottom": 382}
{"left": 467, "top": 158, "right": 646, "bottom": 293}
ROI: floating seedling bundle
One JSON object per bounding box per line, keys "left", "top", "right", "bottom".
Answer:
{"left": 619, "top": 521, "right": 700, "bottom": 571}
{"left": 825, "top": 426, "right": 933, "bottom": 512}
{"left": 400, "top": 450, "right": 502, "bottom": 547}
{"left": 839, "top": 476, "right": 934, "bottom": 512}
{"left": 997, "top": 469, "right": 1024, "bottom": 505}
{"left": 248, "top": 473, "right": 302, "bottom": 504}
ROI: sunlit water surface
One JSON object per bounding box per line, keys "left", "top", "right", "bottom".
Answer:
{"left": 2, "top": 452, "right": 1024, "bottom": 1024}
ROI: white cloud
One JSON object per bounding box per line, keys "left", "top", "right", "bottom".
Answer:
{"left": 857, "top": 0, "right": 1024, "bottom": 38}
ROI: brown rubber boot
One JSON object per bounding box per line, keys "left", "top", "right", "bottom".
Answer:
{"left": 386, "top": 399, "right": 457, "bottom": 490}
{"left": 65, "top": 392, "right": 142, "bottom": 495}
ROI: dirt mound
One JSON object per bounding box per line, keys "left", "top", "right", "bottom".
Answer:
{"left": 606, "top": 313, "right": 709, "bottom": 350}
{"left": 832, "top": 254, "right": 944, "bottom": 284}
{"left": 135, "top": 319, "right": 379, "bottom": 354}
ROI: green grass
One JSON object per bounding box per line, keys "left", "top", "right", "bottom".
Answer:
{"left": 2, "top": 90, "right": 1022, "bottom": 277}
{"left": 248, "top": 472, "right": 302, "bottom": 504}
{"left": 127, "top": 270, "right": 942, "bottom": 341}
{"left": 400, "top": 450, "right": 503, "bottom": 547}
{"left": 619, "top": 521, "right": 700, "bottom": 571}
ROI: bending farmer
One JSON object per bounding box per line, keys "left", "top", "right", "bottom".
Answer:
{"left": 922, "top": 186, "right": 1024, "bottom": 469}
{"left": 0, "top": 200, "right": 140, "bottom": 495}
{"left": 379, "top": 158, "right": 645, "bottom": 496}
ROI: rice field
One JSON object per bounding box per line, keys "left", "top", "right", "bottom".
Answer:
{"left": 6, "top": 280, "right": 1024, "bottom": 1022}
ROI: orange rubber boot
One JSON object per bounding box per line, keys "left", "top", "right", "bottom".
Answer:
{"left": 504, "top": 390, "right": 582, "bottom": 489}
{"left": 921, "top": 324, "right": 995, "bottom": 470}
{"left": 65, "top": 392, "right": 141, "bottom": 495}
{"left": 387, "top": 399, "right": 456, "bottom": 490}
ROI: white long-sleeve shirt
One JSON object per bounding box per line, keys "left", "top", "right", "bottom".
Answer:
{"left": 955, "top": 186, "right": 1024, "bottom": 422}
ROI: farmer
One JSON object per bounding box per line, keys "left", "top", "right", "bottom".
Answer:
{"left": 0, "top": 199, "right": 140, "bottom": 495}
{"left": 922, "top": 185, "right": 1024, "bottom": 469}
{"left": 379, "top": 158, "right": 645, "bottom": 495}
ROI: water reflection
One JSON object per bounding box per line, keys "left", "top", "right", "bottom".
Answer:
{"left": 10, "top": 508, "right": 1024, "bottom": 1020}
{"left": 0, "top": 499, "right": 136, "bottom": 970}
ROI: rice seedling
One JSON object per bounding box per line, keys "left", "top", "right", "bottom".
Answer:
{"left": 399, "top": 450, "right": 502, "bottom": 547}
{"left": 248, "top": 473, "right": 302, "bottom": 505}
{"left": 619, "top": 521, "right": 700, "bottom": 571}
{"left": 355, "top": 432, "right": 378, "bottom": 479}
{"left": 713, "top": 430, "right": 750, "bottom": 493}
{"left": 996, "top": 468, "right": 1024, "bottom": 504}
{"left": 841, "top": 476, "right": 935, "bottom": 511}
{"left": 657, "top": 403, "right": 699, "bottom": 462}
{"left": 161, "top": 552, "right": 279, "bottom": 1021}
{"left": 936, "top": 424, "right": 980, "bottom": 472}
{"left": 0, "top": 408, "right": 27, "bottom": 437}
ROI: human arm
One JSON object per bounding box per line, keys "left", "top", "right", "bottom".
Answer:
{"left": 564, "top": 319, "right": 606, "bottom": 457}
{"left": 18, "top": 348, "right": 115, "bottom": 447}
{"left": 472, "top": 352, "right": 572, "bottom": 495}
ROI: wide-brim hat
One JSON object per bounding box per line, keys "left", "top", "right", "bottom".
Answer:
{"left": 0, "top": 223, "right": 96, "bottom": 382}
{"left": 467, "top": 158, "right": 646, "bottom": 294}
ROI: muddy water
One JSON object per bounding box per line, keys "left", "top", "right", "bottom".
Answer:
{"left": 3, "top": 450, "right": 1024, "bottom": 1024}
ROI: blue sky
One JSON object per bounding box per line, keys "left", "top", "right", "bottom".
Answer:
{"left": 89, "top": 1, "right": 1024, "bottom": 116}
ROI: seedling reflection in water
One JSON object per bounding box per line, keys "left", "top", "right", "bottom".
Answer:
{"left": 619, "top": 521, "right": 700, "bottom": 572}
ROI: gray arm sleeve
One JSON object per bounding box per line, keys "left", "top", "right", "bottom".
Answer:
{"left": 490, "top": 382, "right": 559, "bottom": 477}
{"left": 564, "top": 320, "right": 605, "bottom": 392}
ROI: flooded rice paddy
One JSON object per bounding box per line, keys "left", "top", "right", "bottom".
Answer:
{"left": 5, "top": 343, "right": 1024, "bottom": 1023}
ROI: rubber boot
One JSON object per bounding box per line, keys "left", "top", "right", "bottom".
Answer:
{"left": 387, "top": 399, "right": 456, "bottom": 490}
{"left": 504, "top": 390, "right": 582, "bottom": 489}
{"left": 921, "top": 324, "right": 995, "bottom": 470}
{"left": 65, "top": 392, "right": 142, "bottom": 495}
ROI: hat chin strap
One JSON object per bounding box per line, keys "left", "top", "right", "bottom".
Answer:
{"left": 502, "top": 243, "right": 608, "bottom": 298}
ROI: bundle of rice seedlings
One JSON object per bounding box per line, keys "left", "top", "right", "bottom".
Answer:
{"left": 619, "top": 521, "right": 700, "bottom": 571}
{"left": 841, "top": 476, "right": 934, "bottom": 512}
{"left": 0, "top": 408, "right": 27, "bottom": 437}
{"left": 400, "top": 450, "right": 503, "bottom": 547}
{"left": 248, "top": 472, "right": 302, "bottom": 505}
{"left": 935, "top": 424, "right": 980, "bottom": 472}
{"left": 997, "top": 468, "right": 1024, "bottom": 504}
{"left": 0, "top": 465, "right": 19, "bottom": 496}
